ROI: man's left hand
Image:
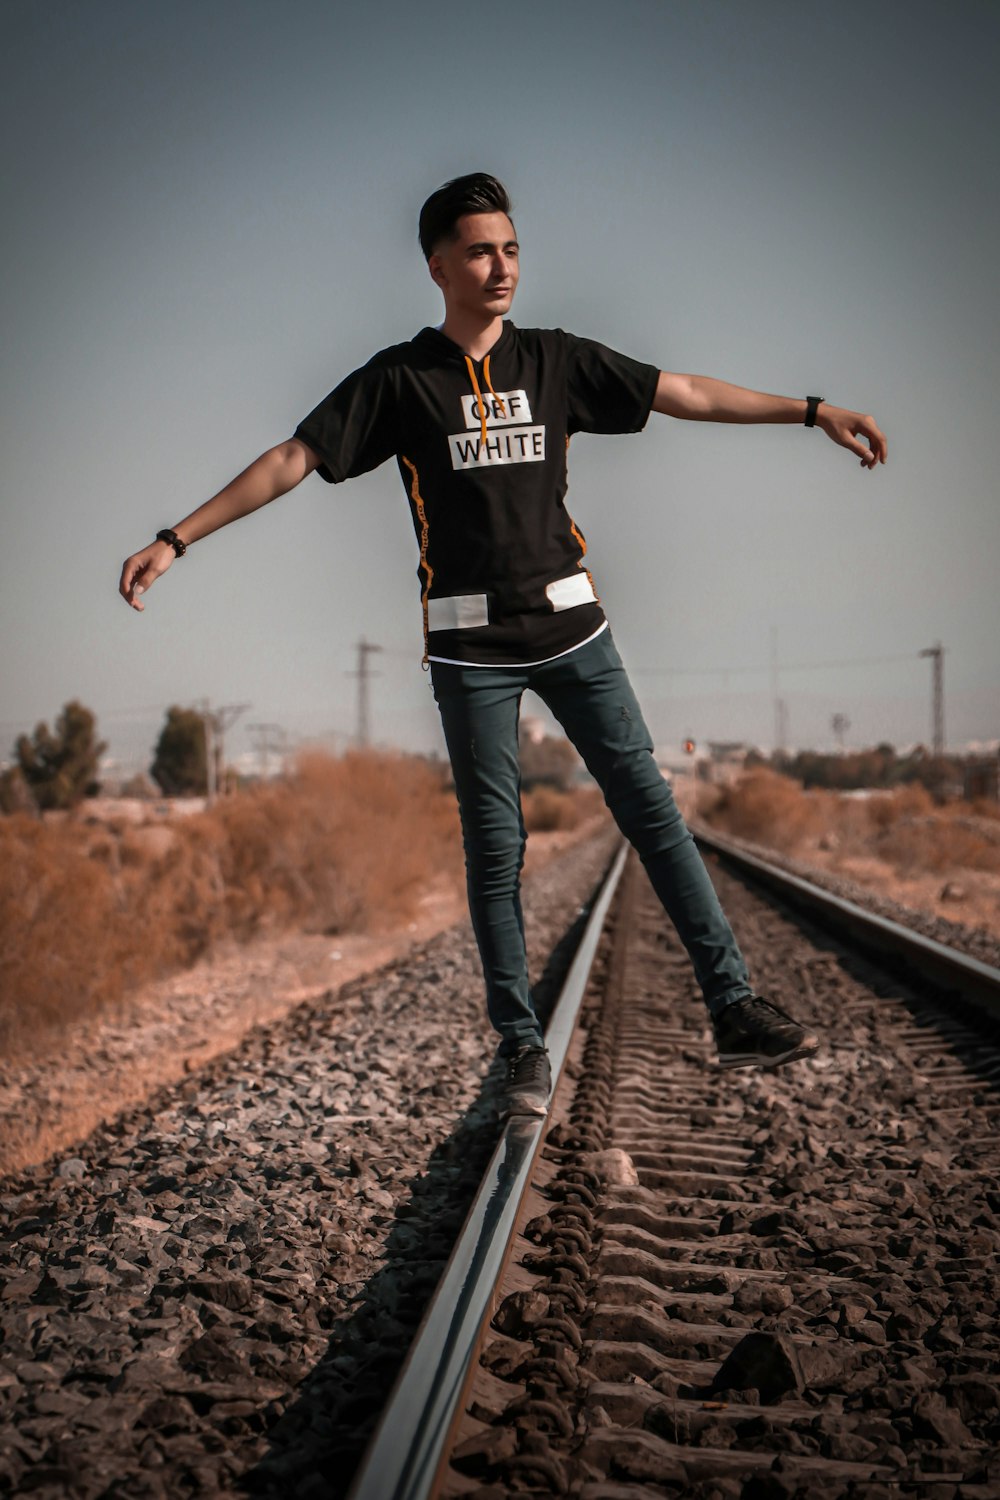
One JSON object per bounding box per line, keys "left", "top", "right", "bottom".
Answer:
{"left": 816, "top": 404, "right": 887, "bottom": 469}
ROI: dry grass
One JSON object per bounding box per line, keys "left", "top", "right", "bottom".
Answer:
{"left": 699, "top": 768, "right": 1000, "bottom": 879}
{"left": 0, "top": 751, "right": 462, "bottom": 1059}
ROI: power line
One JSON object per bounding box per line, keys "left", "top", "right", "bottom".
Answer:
{"left": 198, "top": 701, "right": 251, "bottom": 800}
{"left": 779, "top": 651, "right": 923, "bottom": 673}
{"left": 247, "top": 722, "right": 287, "bottom": 779}
{"left": 633, "top": 650, "right": 924, "bottom": 679}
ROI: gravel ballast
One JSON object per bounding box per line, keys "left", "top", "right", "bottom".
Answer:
{"left": 0, "top": 830, "right": 617, "bottom": 1499}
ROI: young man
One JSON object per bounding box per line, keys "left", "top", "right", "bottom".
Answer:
{"left": 120, "top": 173, "right": 886, "bottom": 1116}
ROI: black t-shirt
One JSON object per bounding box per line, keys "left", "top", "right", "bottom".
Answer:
{"left": 294, "top": 321, "right": 659, "bottom": 666}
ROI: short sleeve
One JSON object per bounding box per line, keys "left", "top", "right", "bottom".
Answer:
{"left": 294, "top": 358, "right": 399, "bottom": 484}
{"left": 564, "top": 332, "right": 659, "bottom": 437}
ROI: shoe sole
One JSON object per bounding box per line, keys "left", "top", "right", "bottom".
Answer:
{"left": 500, "top": 1095, "right": 549, "bottom": 1118}
{"left": 716, "top": 1037, "right": 819, "bottom": 1070}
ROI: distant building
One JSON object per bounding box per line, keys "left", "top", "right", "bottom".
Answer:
{"left": 700, "top": 741, "right": 752, "bottom": 786}
{"left": 656, "top": 739, "right": 755, "bottom": 787}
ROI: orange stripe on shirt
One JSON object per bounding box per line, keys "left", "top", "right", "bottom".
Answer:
{"left": 401, "top": 455, "right": 434, "bottom": 666}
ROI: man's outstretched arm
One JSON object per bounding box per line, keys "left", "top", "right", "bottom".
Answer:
{"left": 119, "top": 437, "right": 321, "bottom": 611}
{"left": 652, "top": 373, "right": 887, "bottom": 470}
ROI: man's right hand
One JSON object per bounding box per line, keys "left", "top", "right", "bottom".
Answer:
{"left": 117, "top": 437, "right": 321, "bottom": 613}
{"left": 119, "top": 539, "right": 176, "bottom": 611}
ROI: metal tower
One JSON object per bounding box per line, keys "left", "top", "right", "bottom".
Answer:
{"left": 918, "top": 642, "right": 945, "bottom": 756}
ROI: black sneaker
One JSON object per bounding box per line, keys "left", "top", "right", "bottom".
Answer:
{"left": 501, "top": 1046, "right": 552, "bottom": 1116}
{"left": 713, "top": 996, "right": 818, "bottom": 1070}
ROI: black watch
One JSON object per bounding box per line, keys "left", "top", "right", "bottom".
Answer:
{"left": 156, "top": 528, "right": 187, "bottom": 557}
{"left": 805, "top": 396, "right": 824, "bottom": 428}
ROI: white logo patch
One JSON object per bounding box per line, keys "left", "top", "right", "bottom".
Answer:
{"left": 449, "top": 426, "right": 546, "bottom": 469}
{"left": 450, "top": 388, "right": 545, "bottom": 470}
{"left": 459, "top": 389, "right": 532, "bottom": 429}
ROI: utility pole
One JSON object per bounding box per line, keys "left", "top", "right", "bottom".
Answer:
{"left": 770, "top": 627, "right": 784, "bottom": 755}
{"left": 199, "top": 702, "right": 250, "bottom": 799}
{"left": 213, "top": 703, "right": 250, "bottom": 793}
{"left": 248, "top": 722, "right": 286, "bottom": 780}
{"left": 196, "top": 698, "right": 215, "bottom": 802}
{"left": 919, "top": 642, "right": 945, "bottom": 756}
{"left": 351, "top": 638, "right": 382, "bottom": 749}
{"left": 831, "top": 713, "right": 850, "bottom": 751}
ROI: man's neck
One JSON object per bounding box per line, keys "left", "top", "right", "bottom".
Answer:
{"left": 437, "top": 311, "right": 506, "bottom": 362}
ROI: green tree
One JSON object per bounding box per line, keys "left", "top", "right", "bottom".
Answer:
{"left": 151, "top": 706, "right": 208, "bottom": 795}
{"left": 15, "top": 700, "right": 106, "bottom": 810}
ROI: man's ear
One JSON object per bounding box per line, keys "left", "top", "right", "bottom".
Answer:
{"left": 428, "top": 253, "right": 447, "bottom": 290}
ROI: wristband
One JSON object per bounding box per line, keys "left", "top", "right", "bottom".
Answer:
{"left": 156, "top": 528, "right": 187, "bottom": 557}
{"left": 804, "top": 396, "right": 824, "bottom": 428}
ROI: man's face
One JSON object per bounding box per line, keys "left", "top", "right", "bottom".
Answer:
{"left": 428, "top": 211, "right": 519, "bottom": 320}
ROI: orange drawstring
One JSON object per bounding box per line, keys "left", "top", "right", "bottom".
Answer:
{"left": 465, "top": 353, "right": 507, "bottom": 448}
{"left": 464, "top": 356, "right": 488, "bottom": 447}
{"left": 483, "top": 355, "right": 506, "bottom": 417}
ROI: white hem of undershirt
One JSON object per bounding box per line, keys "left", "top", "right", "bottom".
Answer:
{"left": 427, "top": 619, "right": 609, "bottom": 669}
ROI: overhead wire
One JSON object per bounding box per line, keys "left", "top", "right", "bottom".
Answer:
{"left": 633, "top": 651, "right": 923, "bottom": 679}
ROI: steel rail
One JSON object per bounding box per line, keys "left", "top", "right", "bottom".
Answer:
{"left": 694, "top": 824, "right": 1000, "bottom": 1021}
{"left": 346, "top": 841, "right": 629, "bottom": 1500}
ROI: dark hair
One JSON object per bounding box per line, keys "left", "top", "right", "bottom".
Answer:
{"left": 418, "top": 173, "right": 513, "bottom": 260}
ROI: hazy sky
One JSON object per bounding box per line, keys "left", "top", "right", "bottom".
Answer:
{"left": 2, "top": 0, "right": 998, "bottom": 778}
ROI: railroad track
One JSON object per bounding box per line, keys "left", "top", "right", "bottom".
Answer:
{"left": 349, "top": 834, "right": 1000, "bottom": 1499}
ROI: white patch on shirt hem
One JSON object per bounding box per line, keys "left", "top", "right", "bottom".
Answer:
{"left": 427, "top": 594, "right": 490, "bottom": 632}
{"left": 545, "top": 572, "right": 598, "bottom": 612}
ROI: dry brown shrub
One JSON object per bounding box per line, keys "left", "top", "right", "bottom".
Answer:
{"left": 700, "top": 769, "right": 831, "bottom": 853}
{"left": 865, "top": 782, "right": 934, "bottom": 831}
{"left": 142, "top": 750, "right": 463, "bottom": 949}
{"left": 874, "top": 814, "right": 999, "bottom": 876}
{"left": 260, "top": 750, "right": 462, "bottom": 933}
{"left": 0, "top": 751, "right": 462, "bottom": 1059}
{"left": 522, "top": 786, "right": 601, "bottom": 833}
{"left": 858, "top": 784, "right": 999, "bottom": 875}
{"left": 0, "top": 816, "right": 142, "bottom": 1054}
{"left": 701, "top": 770, "right": 1000, "bottom": 880}
{"left": 694, "top": 783, "right": 724, "bottom": 820}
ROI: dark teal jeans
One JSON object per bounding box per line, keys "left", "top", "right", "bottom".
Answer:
{"left": 431, "top": 628, "right": 754, "bottom": 1055}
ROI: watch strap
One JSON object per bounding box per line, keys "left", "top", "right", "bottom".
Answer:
{"left": 156, "top": 528, "right": 187, "bottom": 557}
